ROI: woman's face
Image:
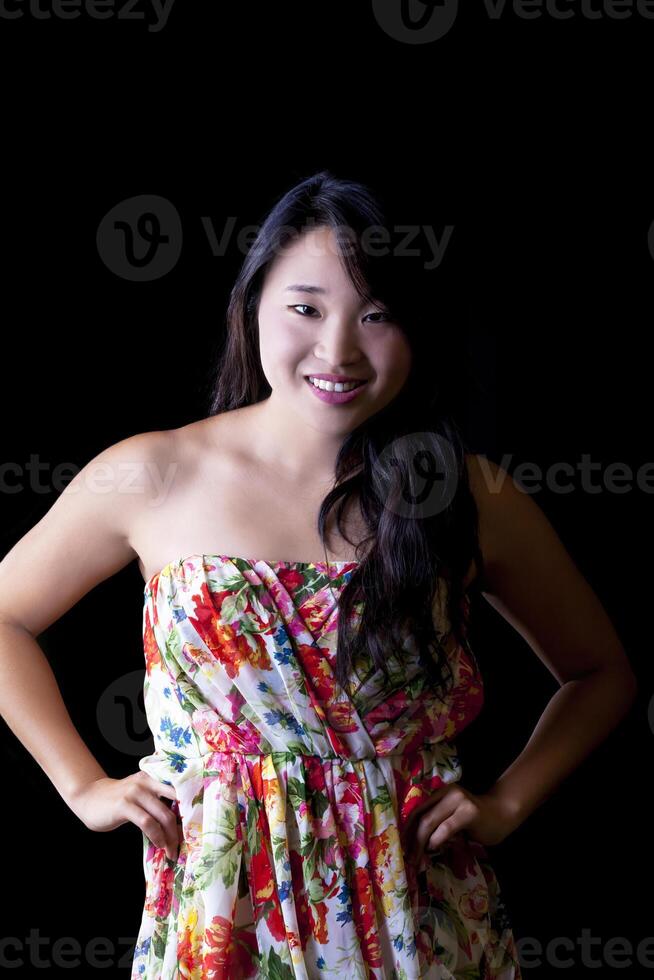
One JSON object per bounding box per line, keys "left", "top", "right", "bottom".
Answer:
{"left": 256, "top": 225, "right": 413, "bottom": 433}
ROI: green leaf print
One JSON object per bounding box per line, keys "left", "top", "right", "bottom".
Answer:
{"left": 238, "top": 611, "right": 271, "bottom": 635}
{"left": 247, "top": 796, "right": 261, "bottom": 854}
{"left": 445, "top": 897, "right": 477, "bottom": 957}
{"left": 307, "top": 873, "right": 329, "bottom": 903}
{"left": 195, "top": 835, "right": 239, "bottom": 890}
{"left": 281, "top": 741, "right": 310, "bottom": 761}
{"left": 162, "top": 638, "right": 215, "bottom": 733}
{"left": 420, "top": 898, "right": 472, "bottom": 971}
{"left": 220, "top": 590, "right": 249, "bottom": 624}
{"left": 453, "top": 966, "right": 482, "bottom": 980}
{"left": 182, "top": 803, "right": 242, "bottom": 891}
{"left": 287, "top": 775, "right": 308, "bottom": 812}
{"left": 370, "top": 782, "right": 393, "bottom": 813}
{"left": 309, "top": 782, "right": 330, "bottom": 820}
{"left": 152, "top": 925, "right": 167, "bottom": 960}
{"left": 271, "top": 832, "right": 289, "bottom": 865}
{"left": 299, "top": 827, "right": 318, "bottom": 860}
{"left": 405, "top": 671, "right": 428, "bottom": 699}
{"left": 297, "top": 833, "right": 340, "bottom": 901}
{"left": 263, "top": 946, "right": 295, "bottom": 980}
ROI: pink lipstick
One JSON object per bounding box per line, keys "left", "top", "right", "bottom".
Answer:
{"left": 304, "top": 375, "right": 369, "bottom": 405}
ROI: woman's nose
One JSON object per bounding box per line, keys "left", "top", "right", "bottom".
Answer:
{"left": 314, "top": 322, "right": 363, "bottom": 367}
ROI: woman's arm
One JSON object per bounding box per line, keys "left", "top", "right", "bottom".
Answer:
{"left": 484, "top": 667, "right": 636, "bottom": 834}
{"left": 0, "top": 621, "right": 110, "bottom": 808}
{"left": 0, "top": 430, "right": 164, "bottom": 812}
{"left": 467, "top": 454, "right": 638, "bottom": 832}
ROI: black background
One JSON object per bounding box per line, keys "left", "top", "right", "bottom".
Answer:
{"left": 1, "top": 2, "right": 652, "bottom": 977}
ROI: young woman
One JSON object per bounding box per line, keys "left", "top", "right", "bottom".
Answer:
{"left": 0, "top": 171, "right": 636, "bottom": 979}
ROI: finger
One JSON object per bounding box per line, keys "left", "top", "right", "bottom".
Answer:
{"left": 426, "top": 816, "right": 456, "bottom": 852}
{"left": 404, "top": 801, "right": 442, "bottom": 854}
{"left": 132, "top": 796, "right": 180, "bottom": 861}
{"left": 125, "top": 802, "right": 177, "bottom": 860}
{"left": 428, "top": 796, "right": 477, "bottom": 851}
{"left": 142, "top": 774, "right": 178, "bottom": 802}
{"left": 148, "top": 796, "right": 182, "bottom": 856}
{"left": 403, "top": 787, "right": 449, "bottom": 839}
{"left": 409, "top": 795, "right": 460, "bottom": 864}
{"left": 427, "top": 805, "right": 474, "bottom": 851}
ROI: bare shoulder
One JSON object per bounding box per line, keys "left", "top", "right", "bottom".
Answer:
{"left": 463, "top": 452, "right": 636, "bottom": 688}
{"left": 0, "top": 428, "right": 174, "bottom": 637}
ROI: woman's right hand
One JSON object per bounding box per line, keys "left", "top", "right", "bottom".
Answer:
{"left": 68, "top": 771, "right": 182, "bottom": 862}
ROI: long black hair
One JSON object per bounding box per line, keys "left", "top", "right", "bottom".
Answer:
{"left": 205, "top": 170, "right": 484, "bottom": 702}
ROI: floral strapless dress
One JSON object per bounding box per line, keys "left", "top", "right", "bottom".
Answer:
{"left": 130, "top": 554, "right": 522, "bottom": 979}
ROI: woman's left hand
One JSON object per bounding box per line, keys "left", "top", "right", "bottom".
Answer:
{"left": 402, "top": 784, "right": 519, "bottom": 869}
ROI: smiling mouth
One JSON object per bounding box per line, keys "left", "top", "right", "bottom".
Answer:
{"left": 305, "top": 376, "right": 368, "bottom": 392}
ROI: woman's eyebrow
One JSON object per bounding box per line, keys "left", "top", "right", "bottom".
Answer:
{"left": 284, "top": 284, "right": 329, "bottom": 295}
{"left": 283, "top": 284, "right": 381, "bottom": 309}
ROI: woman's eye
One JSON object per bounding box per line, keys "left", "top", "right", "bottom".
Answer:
{"left": 289, "top": 305, "right": 392, "bottom": 323}
{"left": 289, "top": 304, "right": 319, "bottom": 317}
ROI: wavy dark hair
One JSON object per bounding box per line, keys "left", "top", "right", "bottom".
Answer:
{"left": 204, "top": 170, "right": 484, "bottom": 703}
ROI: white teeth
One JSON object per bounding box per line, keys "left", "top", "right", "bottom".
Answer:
{"left": 308, "top": 376, "right": 364, "bottom": 392}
